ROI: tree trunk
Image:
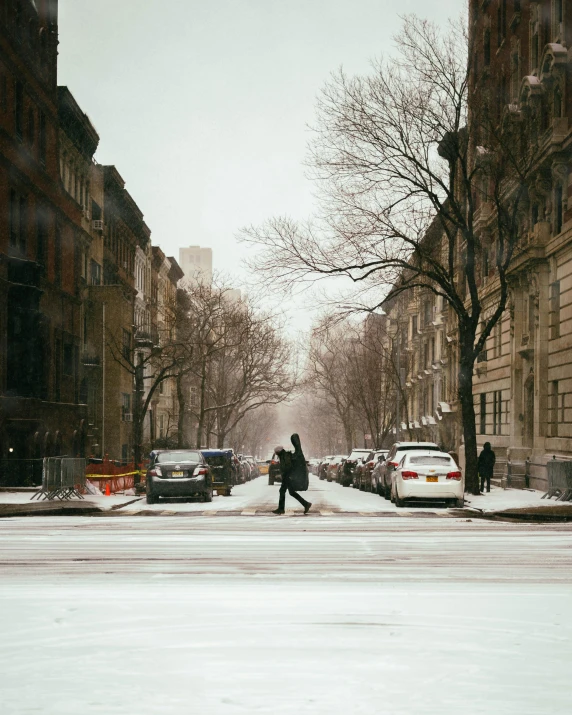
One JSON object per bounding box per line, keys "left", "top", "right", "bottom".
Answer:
{"left": 458, "top": 342, "right": 479, "bottom": 495}
{"left": 132, "top": 356, "right": 145, "bottom": 485}
{"left": 195, "top": 359, "right": 208, "bottom": 449}
{"left": 176, "top": 374, "right": 186, "bottom": 449}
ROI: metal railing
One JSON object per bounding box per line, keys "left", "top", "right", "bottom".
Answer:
{"left": 31, "top": 458, "right": 86, "bottom": 501}
{"left": 543, "top": 458, "right": 572, "bottom": 501}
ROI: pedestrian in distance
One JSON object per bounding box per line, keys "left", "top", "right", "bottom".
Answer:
{"left": 272, "top": 433, "right": 312, "bottom": 515}
{"left": 478, "top": 442, "right": 496, "bottom": 493}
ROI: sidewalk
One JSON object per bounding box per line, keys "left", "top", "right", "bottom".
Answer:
{"left": 464, "top": 485, "right": 572, "bottom": 522}
{"left": 0, "top": 491, "right": 143, "bottom": 518}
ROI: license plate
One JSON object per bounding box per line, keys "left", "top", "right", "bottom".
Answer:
{"left": 426, "top": 476, "right": 438, "bottom": 482}
{"left": 171, "top": 471, "right": 184, "bottom": 477}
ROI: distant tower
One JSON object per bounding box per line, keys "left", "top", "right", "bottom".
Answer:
{"left": 178, "top": 246, "right": 213, "bottom": 285}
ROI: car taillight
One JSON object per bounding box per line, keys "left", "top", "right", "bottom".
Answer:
{"left": 388, "top": 461, "right": 399, "bottom": 469}
{"left": 193, "top": 467, "right": 208, "bottom": 477}
{"left": 446, "top": 471, "right": 462, "bottom": 480}
{"left": 367, "top": 461, "right": 374, "bottom": 467}
{"left": 148, "top": 467, "right": 161, "bottom": 477}
{"left": 401, "top": 470, "right": 419, "bottom": 479}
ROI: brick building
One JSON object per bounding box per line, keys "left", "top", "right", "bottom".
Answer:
{"left": 0, "top": 0, "right": 88, "bottom": 467}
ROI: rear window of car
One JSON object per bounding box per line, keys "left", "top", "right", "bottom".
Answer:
{"left": 348, "top": 450, "right": 370, "bottom": 460}
{"left": 156, "top": 451, "right": 202, "bottom": 463}
{"left": 408, "top": 456, "right": 454, "bottom": 466}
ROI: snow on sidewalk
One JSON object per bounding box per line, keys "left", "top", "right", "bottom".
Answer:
{"left": 464, "top": 484, "right": 564, "bottom": 513}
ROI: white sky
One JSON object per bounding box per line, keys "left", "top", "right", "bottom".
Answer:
{"left": 58, "top": 0, "right": 460, "bottom": 330}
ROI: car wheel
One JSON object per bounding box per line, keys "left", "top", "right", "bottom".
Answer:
{"left": 203, "top": 490, "right": 213, "bottom": 503}
{"left": 146, "top": 494, "right": 156, "bottom": 504}
{"left": 384, "top": 482, "right": 391, "bottom": 500}
{"left": 268, "top": 478, "right": 274, "bottom": 486}
{"left": 394, "top": 485, "right": 404, "bottom": 508}
{"left": 455, "top": 497, "right": 465, "bottom": 508}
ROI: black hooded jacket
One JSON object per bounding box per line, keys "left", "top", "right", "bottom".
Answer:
{"left": 477, "top": 443, "right": 496, "bottom": 477}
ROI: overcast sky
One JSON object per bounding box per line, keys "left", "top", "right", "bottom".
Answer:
{"left": 58, "top": 0, "right": 460, "bottom": 329}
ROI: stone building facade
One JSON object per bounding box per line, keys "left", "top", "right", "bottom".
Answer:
{"left": 384, "top": 2, "right": 572, "bottom": 490}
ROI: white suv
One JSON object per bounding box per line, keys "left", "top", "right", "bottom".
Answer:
{"left": 379, "top": 442, "right": 440, "bottom": 500}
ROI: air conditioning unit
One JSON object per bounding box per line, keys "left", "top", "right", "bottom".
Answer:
{"left": 92, "top": 220, "right": 104, "bottom": 231}
{"left": 123, "top": 413, "right": 133, "bottom": 422}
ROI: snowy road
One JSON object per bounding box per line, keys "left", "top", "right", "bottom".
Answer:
{"left": 1, "top": 516, "right": 572, "bottom": 715}
{"left": 114, "top": 473, "right": 462, "bottom": 514}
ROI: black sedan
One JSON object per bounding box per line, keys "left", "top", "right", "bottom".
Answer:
{"left": 146, "top": 449, "right": 213, "bottom": 504}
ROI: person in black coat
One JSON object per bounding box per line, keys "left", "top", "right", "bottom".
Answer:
{"left": 273, "top": 433, "right": 312, "bottom": 514}
{"left": 477, "top": 442, "right": 496, "bottom": 493}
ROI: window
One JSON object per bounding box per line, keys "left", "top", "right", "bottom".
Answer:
{"left": 550, "top": 381, "right": 559, "bottom": 437}
{"left": 477, "top": 322, "right": 488, "bottom": 362}
{"left": 555, "top": 185, "right": 563, "bottom": 234}
{"left": 27, "top": 106, "right": 34, "bottom": 148}
{"left": 89, "top": 259, "right": 101, "bottom": 286}
{"left": 510, "top": 41, "right": 520, "bottom": 102}
{"left": 0, "top": 72, "right": 7, "bottom": 112}
{"left": 63, "top": 343, "right": 74, "bottom": 376}
{"left": 14, "top": 80, "right": 23, "bottom": 139}
{"left": 190, "top": 385, "right": 198, "bottom": 407}
{"left": 554, "top": 87, "right": 562, "bottom": 119}
{"left": 9, "top": 190, "right": 28, "bottom": 254}
{"left": 480, "top": 393, "right": 487, "bottom": 434}
{"left": 38, "top": 111, "right": 46, "bottom": 166}
{"left": 411, "top": 315, "right": 418, "bottom": 336}
{"left": 493, "top": 390, "right": 502, "bottom": 435}
{"left": 493, "top": 320, "right": 502, "bottom": 358}
{"left": 54, "top": 224, "right": 62, "bottom": 284}
{"left": 122, "top": 393, "right": 131, "bottom": 420}
{"left": 550, "top": 281, "right": 561, "bottom": 339}
{"left": 36, "top": 204, "right": 47, "bottom": 272}
{"left": 122, "top": 329, "right": 131, "bottom": 361}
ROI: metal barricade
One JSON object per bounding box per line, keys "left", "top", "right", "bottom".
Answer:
{"left": 31, "top": 458, "right": 86, "bottom": 501}
{"left": 543, "top": 458, "right": 572, "bottom": 501}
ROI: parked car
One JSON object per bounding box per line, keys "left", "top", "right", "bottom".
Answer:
{"left": 379, "top": 442, "right": 441, "bottom": 500}
{"left": 391, "top": 450, "right": 464, "bottom": 508}
{"left": 268, "top": 454, "right": 282, "bottom": 485}
{"left": 327, "top": 455, "right": 346, "bottom": 482}
{"left": 201, "top": 448, "right": 234, "bottom": 496}
{"left": 371, "top": 451, "right": 389, "bottom": 495}
{"left": 360, "top": 450, "right": 389, "bottom": 493}
{"left": 354, "top": 451, "right": 375, "bottom": 490}
{"left": 244, "top": 455, "right": 259, "bottom": 478}
{"left": 146, "top": 449, "right": 212, "bottom": 504}
{"left": 341, "top": 448, "right": 372, "bottom": 487}
{"left": 309, "top": 459, "right": 321, "bottom": 475}
{"left": 318, "top": 456, "right": 334, "bottom": 480}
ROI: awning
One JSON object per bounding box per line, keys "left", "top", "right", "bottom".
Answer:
{"left": 438, "top": 402, "right": 452, "bottom": 413}
{"left": 421, "top": 417, "right": 427, "bottom": 426}
{"left": 400, "top": 422, "right": 407, "bottom": 430}
{"left": 427, "top": 416, "right": 437, "bottom": 425}
{"left": 413, "top": 421, "right": 420, "bottom": 429}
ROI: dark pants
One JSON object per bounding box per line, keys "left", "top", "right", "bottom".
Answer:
{"left": 278, "top": 475, "right": 309, "bottom": 510}
{"left": 480, "top": 473, "right": 491, "bottom": 492}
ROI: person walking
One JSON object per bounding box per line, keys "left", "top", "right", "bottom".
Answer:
{"left": 272, "top": 433, "right": 312, "bottom": 515}
{"left": 478, "top": 442, "right": 496, "bottom": 493}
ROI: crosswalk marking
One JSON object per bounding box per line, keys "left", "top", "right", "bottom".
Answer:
{"left": 241, "top": 508, "right": 257, "bottom": 515}
{"left": 202, "top": 510, "right": 218, "bottom": 516}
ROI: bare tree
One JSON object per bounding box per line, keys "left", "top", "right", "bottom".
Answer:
{"left": 242, "top": 15, "right": 541, "bottom": 493}
{"left": 208, "top": 302, "right": 296, "bottom": 448}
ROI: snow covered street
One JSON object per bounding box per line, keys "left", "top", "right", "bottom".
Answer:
{"left": 1, "top": 514, "right": 571, "bottom": 714}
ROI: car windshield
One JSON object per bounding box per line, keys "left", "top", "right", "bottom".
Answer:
{"left": 204, "top": 455, "right": 229, "bottom": 467}
{"left": 156, "top": 451, "right": 201, "bottom": 464}
{"left": 408, "top": 456, "right": 453, "bottom": 466}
